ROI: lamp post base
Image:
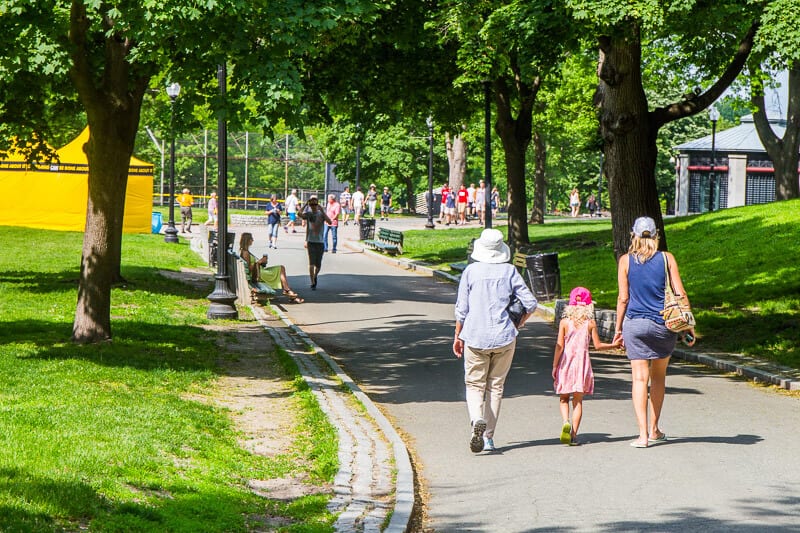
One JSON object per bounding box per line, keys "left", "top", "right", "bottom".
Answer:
{"left": 207, "top": 276, "right": 238, "bottom": 319}
{"left": 164, "top": 222, "right": 179, "bottom": 243}
{"left": 425, "top": 218, "right": 435, "bottom": 229}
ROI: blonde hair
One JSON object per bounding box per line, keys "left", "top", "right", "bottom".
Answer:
{"left": 562, "top": 303, "right": 595, "bottom": 326}
{"left": 628, "top": 233, "right": 659, "bottom": 263}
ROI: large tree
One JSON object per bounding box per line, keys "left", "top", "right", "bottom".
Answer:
{"left": 568, "top": 0, "right": 762, "bottom": 256}
{"left": 0, "top": 0, "right": 369, "bottom": 343}
{"left": 438, "top": 0, "right": 576, "bottom": 250}
{"left": 751, "top": 65, "right": 800, "bottom": 201}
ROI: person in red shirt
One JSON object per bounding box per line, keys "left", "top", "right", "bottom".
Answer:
{"left": 438, "top": 183, "right": 450, "bottom": 224}
{"left": 457, "top": 184, "right": 469, "bottom": 225}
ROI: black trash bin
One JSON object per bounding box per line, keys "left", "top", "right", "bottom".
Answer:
{"left": 359, "top": 218, "right": 376, "bottom": 241}
{"left": 525, "top": 252, "right": 561, "bottom": 301}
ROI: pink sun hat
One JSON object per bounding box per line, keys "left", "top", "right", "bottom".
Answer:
{"left": 569, "top": 287, "right": 593, "bottom": 306}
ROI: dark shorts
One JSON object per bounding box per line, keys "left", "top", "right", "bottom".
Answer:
{"left": 307, "top": 242, "right": 324, "bottom": 268}
{"left": 622, "top": 317, "right": 676, "bottom": 360}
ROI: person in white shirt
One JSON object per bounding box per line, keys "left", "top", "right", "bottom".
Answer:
{"left": 475, "top": 180, "right": 486, "bottom": 225}
{"left": 284, "top": 189, "right": 299, "bottom": 233}
{"left": 351, "top": 186, "right": 365, "bottom": 225}
{"left": 467, "top": 183, "right": 476, "bottom": 221}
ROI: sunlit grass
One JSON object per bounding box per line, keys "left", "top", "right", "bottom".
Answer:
{"left": 0, "top": 226, "right": 335, "bottom": 531}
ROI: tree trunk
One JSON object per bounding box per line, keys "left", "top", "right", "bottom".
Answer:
{"left": 402, "top": 175, "right": 416, "bottom": 214}
{"left": 69, "top": 2, "right": 148, "bottom": 343}
{"left": 596, "top": 29, "right": 666, "bottom": 258}
{"left": 73, "top": 120, "right": 137, "bottom": 342}
{"left": 530, "top": 130, "right": 546, "bottom": 224}
{"left": 445, "top": 132, "right": 467, "bottom": 188}
{"left": 752, "top": 64, "right": 800, "bottom": 201}
{"left": 494, "top": 75, "right": 538, "bottom": 252}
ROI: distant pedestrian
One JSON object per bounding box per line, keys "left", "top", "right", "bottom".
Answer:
{"left": 352, "top": 186, "right": 365, "bottom": 225}
{"left": 265, "top": 195, "right": 282, "bottom": 249}
{"left": 613, "top": 217, "right": 695, "bottom": 448}
{"left": 324, "top": 194, "right": 341, "bottom": 253}
{"left": 570, "top": 188, "right": 580, "bottom": 218}
{"left": 205, "top": 191, "right": 218, "bottom": 228}
{"left": 285, "top": 189, "right": 299, "bottom": 233}
{"left": 177, "top": 188, "right": 194, "bottom": 233}
{"left": 380, "top": 187, "right": 392, "bottom": 220}
{"left": 467, "top": 183, "right": 476, "bottom": 220}
{"left": 553, "top": 287, "right": 621, "bottom": 446}
{"left": 454, "top": 229, "right": 537, "bottom": 453}
{"left": 444, "top": 189, "right": 457, "bottom": 226}
{"left": 586, "top": 194, "right": 598, "bottom": 217}
{"left": 457, "top": 184, "right": 468, "bottom": 225}
{"left": 475, "top": 180, "right": 486, "bottom": 225}
{"left": 438, "top": 183, "right": 450, "bottom": 224}
{"left": 490, "top": 186, "right": 500, "bottom": 219}
{"left": 340, "top": 187, "right": 352, "bottom": 226}
{"left": 367, "top": 184, "right": 378, "bottom": 218}
{"left": 299, "top": 195, "right": 332, "bottom": 289}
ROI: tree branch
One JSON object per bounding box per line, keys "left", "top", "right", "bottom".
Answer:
{"left": 751, "top": 76, "right": 781, "bottom": 155}
{"left": 69, "top": 0, "right": 102, "bottom": 108}
{"left": 651, "top": 21, "right": 759, "bottom": 128}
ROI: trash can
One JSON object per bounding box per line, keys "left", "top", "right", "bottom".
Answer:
{"left": 526, "top": 252, "right": 561, "bottom": 301}
{"left": 151, "top": 212, "right": 163, "bottom": 234}
{"left": 359, "top": 218, "right": 376, "bottom": 240}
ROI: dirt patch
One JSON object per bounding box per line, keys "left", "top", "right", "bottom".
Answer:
{"left": 166, "top": 268, "right": 327, "bottom": 501}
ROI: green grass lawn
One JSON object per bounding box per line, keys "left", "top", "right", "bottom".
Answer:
{"left": 0, "top": 227, "right": 336, "bottom": 531}
{"left": 402, "top": 201, "right": 800, "bottom": 369}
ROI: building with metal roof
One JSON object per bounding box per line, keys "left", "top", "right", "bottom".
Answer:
{"left": 673, "top": 74, "right": 796, "bottom": 215}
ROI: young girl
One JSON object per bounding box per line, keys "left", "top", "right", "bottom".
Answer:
{"left": 553, "top": 287, "right": 619, "bottom": 445}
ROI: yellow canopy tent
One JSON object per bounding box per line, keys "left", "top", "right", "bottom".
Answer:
{"left": 0, "top": 127, "right": 153, "bottom": 233}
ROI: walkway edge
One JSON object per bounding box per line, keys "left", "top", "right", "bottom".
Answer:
{"left": 269, "top": 303, "right": 415, "bottom": 533}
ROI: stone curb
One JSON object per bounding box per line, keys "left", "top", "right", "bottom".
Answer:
{"left": 346, "top": 238, "right": 800, "bottom": 392}
{"left": 267, "top": 302, "right": 414, "bottom": 532}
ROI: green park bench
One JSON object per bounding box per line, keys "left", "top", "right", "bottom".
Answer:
{"left": 365, "top": 227, "right": 404, "bottom": 255}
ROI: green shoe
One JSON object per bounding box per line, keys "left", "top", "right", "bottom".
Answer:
{"left": 560, "top": 421, "right": 572, "bottom": 445}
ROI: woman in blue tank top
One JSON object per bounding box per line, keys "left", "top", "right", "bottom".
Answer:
{"left": 613, "top": 216, "right": 694, "bottom": 448}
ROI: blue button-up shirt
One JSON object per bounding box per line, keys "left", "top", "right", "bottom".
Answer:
{"left": 455, "top": 262, "right": 537, "bottom": 349}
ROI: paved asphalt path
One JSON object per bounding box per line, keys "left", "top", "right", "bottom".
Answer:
{"left": 237, "top": 218, "right": 800, "bottom": 532}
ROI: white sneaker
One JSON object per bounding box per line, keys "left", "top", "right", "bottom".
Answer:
{"left": 483, "top": 436, "right": 496, "bottom": 452}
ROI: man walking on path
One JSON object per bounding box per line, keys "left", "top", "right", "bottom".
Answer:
{"left": 299, "top": 195, "right": 332, "bottom": 289}
{"left": 453, "top": 229, "right": 537, "bottom": 452}
{"left": 177, "top": 188, "right": 193, "bottom": 233}
{"left": 324, "top": 194, "right": 341, "bottom": 253}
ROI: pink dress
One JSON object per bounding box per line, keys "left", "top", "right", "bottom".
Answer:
{"left": 554, "top": 319, "right": 595, "bottom": 395}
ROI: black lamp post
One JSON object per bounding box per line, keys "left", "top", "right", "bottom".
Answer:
{"left": 708, "top": 106, "right": 720, "bottom": 212}
{"left": 355, "top": 123, "right": 362, "bottom": 192}
{"left": 164, "top": 82, "right": 181, "bottom": 243}
{"left": 425, "top": 116, "right": 435, "bottom": 229}
{"left": 207, "top": 63, "right": 238, "bottom": 320}
{"left": 483, "top": 79, "right": 493, "bottom": 229}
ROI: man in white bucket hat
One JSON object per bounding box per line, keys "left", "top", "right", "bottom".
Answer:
{"left": 453, "top": 229, "right": 538, "bottom": 452}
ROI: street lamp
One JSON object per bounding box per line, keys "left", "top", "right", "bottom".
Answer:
{"left": 425, "top": 116, "right": 435, "bottom": 229}
{"left": 708, "top": 106, "right": 720, "bottom": 212}
{"left": 483, "top": 79, "right": 493, "bottom": 229}
{"left": 164, "top": 82, "right": 181, "bottom": 243}
{"left": 207, "top": 63, "right": 238, "bottom": 320}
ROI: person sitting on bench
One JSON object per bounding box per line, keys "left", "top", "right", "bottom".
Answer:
{"left": 239, "top": 232, "right": 303, "bottom": 303}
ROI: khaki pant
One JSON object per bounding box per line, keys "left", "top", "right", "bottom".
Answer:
{"left": 464, "top": 339, "right": 517, "bottom": 438}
